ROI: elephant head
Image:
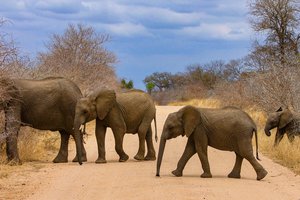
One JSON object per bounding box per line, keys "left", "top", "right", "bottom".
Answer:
{"left": 264, "top": 107, "right": 293, "bottom": 146}
{"left": 156, "top": 105, "right": 200, "bottom": 176}
{"left": 73, "top": 90, "right": 117, "bottom": 161}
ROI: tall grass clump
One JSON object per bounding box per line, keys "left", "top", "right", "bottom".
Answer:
{"left": 0, "top": 128, "right": 60, "bottom": 164}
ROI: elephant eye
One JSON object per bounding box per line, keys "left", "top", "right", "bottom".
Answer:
{"left": 82, "top": 110, "right": 88, "bottom": 114}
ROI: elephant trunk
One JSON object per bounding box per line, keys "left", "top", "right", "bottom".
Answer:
{"left": 73, "top": 119, "right": 83, "bottom": 165}
{"left": 156, "top": 135, "right": 167, "bottom": 177}
{"left": 264, "top": 124, "right": 272, "bottom": 137}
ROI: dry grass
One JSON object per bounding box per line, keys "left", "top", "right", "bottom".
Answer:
{"left": 0, "top": 128, "right": 60, "bottom": 179}
{"left": 169, "top": 98, "right": 221, "bottom": 108}
{"left": 169, "top": 98, "right": 300, "bottom": 175}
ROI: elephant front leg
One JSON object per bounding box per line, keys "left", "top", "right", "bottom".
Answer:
{"left": 172, "top": 137, "right": 196, "bottom": 177}
{"left": 274, "top": 129, "right": 284, "bottom": 146}
{"left": 112, "top": 127, "right": 129, "bottom": 162}
{"left": 53, "top": 131, "right": 69, "bottom": 163}
{"left": 194, "top": 132, "right": 212, "bottom": 178}
{"left": 228, "top": 152, "right": 243, "bottom": 179}
{"left": 95, "top": 122, "right": 107, "bottom": 164}
{"left": 71, "top": 131, "right": 87, "bottom": 163}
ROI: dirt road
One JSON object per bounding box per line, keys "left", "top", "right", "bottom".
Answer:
{"left": 1, "top": 106, "right": 300, "bottom": 200}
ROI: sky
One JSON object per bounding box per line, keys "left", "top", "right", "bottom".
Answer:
{"left": 0, "top": 0, "right": 254, "bottom": 89}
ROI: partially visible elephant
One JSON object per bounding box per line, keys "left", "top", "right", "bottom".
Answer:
{"left": 264, "top": 107, "right": 300, "bottom": 146}
{"left": 156, "top": 105, "right": 268, "bottom": 181}
{"left": 74, "top": 89, "right": 157, "bottom": 163}
{"left": 0, "top": 77, "right": 86, "bottom": 165}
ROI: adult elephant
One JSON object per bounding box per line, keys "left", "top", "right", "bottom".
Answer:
{"left": 0, "top": 77, "right": 86, "bottom": 165}
{"left": 74, "top": 89, "right": 157, "bottom": 163}
{"left": 156, "top": 105, "right": 268, "bottom": 181}
{"left": 264, "top": 107, "right": 300, "bottom": 146}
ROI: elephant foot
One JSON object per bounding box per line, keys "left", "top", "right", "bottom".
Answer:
{"left": 172, "top": 170, "right": 182, "bottom": 177}
{"left": 144, "top": 155, "right": 156, "bottom": 161}
{"left": 95, "top": 158, "right": 107, "bottom": 164}
{"left": 134, "top": 154, "right": 145, "bottom": 161}
{"left": 144, "top": 152, "right": 156, "bottom": 161}
{"left": 228, "top": 171, "right": 241, "bottom": 179}
{"left": 53, "top": 156, "right": 68, "bottom": 163}
{"left": 72, "top": 154, "right": 88, "bottom": 163}
{"left": 256, "top": 168, "right": 268, "bottom": 181}
{"left": 200, "top": 172, "right": 212, "bottom": 178}
{"left": 119, "top": 154, "right": 129, "bottom": 162}
{"left": 7, "top": 158, "right": 22, "bottom": 166}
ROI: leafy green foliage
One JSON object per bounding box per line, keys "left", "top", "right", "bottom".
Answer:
{"left": 121, "top": 79, "right": 134, "bottom": 89}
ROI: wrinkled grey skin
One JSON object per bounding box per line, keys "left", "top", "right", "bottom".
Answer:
{"left": 264, "top": 107, "right": 300, "bottom": 146}
{"left": 74, "top": 89, "right": 157, "bottom": 163}
{"left": 0, "top": 77, "right": 86, "bottom": 165}
{"left": 156, "top": 105, "right": 268, "bottom": 181}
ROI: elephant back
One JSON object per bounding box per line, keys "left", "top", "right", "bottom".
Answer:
{"left": 116, "top": 90, "right": 155, "bottom": 132}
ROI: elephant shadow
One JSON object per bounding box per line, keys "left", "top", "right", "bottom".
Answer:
{"left": 164, "top": 174, "right": 258, "bottom": 181}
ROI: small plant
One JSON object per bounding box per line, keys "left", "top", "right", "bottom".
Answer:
{"left": 120, "top": 79, "right": 134, "bottom": 89}
{"left": 146, "top": 82, "right": 155, "bottom": 94}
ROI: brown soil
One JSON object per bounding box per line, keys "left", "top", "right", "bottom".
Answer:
{"left": 1, "top": 106, "right": 299, "bottom": 200}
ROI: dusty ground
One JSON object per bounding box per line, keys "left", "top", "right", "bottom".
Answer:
{"left": 0, "top": 106, "right": 300, "bottom": 200}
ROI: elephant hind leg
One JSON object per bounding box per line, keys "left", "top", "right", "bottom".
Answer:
{"left": 238, "top": 139, "right": 268, "bottom": 180}
{"left": 134, "top": 125, "right": 148, "bottom": 161}
{"left": 144, "top": 127, "right": 156, "bottom": 161}
{"left": 228, "top": 152, "right": 243, "bottom": 179}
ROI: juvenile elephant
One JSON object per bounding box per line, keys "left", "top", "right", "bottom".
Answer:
{"left": 74, "top": 89, "right": 157, "bottom": 163}
{"left": 0, "top": 77, "right": 86, "bottom": 164}
{"left": 264, "top": 107, "right": 300, "bottom": 146}
{"left": 156, "top": 105, "right": 268, "bottom": 180}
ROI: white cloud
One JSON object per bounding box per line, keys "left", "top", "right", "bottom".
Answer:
{"left": 81, "top": 1, "right": 208, "bottom": 25}
{"left": 101, "top": 22, "right": 152, "bottom": 37}
{"left": 179, "top": 22, "right": 251, "bottom": 40}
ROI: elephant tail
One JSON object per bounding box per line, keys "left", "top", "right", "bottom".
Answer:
{"left": 154, "top": 114, "right": 158, "bottom": 143}
{"left": 254, "top": 128, "right": 261, "bottom": 161}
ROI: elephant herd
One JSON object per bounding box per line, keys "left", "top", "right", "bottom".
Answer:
{"left": 0, "top": 77, "right": 299, "bottom": 181}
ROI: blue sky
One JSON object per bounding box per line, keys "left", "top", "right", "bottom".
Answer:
{"left": 0, "top": 0, "right": 253, "bottom": 89}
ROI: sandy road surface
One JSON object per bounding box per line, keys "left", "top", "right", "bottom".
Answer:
{"left": 1, "top": 106, "right": 300, "bottom": 200}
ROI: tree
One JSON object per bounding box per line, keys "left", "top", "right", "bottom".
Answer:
{"left": 143, "top": 72, "right": 173, "bottom": 91}
{"left": 0, "top": 18, "right": 16, "bottom": 68}
{"left": 249, "top": 0, "right": 300, "bottom": 64}
{"left": 36, "top": 23, "right": 118, "bottom": 92}
{"left": 145, "top": 82, "right": 155, "bottom": 94}
{"left": 120, "top": 79, "right": 134, "bottom": 89}
{"left": 223, "top": 59, "right": 245, "bottom": 81}
{"left": 247, "top": 0, "right": 300, "bottom": 110}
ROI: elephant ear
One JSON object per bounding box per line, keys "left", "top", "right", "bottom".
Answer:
{"left": 93, "top": 90, "right": 116, "bottom": 120}
{"left": 278, "top": 109, "right": 293, "bottom": 129}
{"left": 180, "top": 106, "right": 201, "bottom": 137}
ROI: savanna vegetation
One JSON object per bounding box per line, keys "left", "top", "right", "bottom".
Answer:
{"left": 0, "top": 0, "right": 300, "bottom": 177}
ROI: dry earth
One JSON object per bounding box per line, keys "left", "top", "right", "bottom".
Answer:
{"left": 0, "top": 106, "right": 300, "bottom": 200}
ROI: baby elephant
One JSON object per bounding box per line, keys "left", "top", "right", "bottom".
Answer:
{"left": 264, "top": 107, "right": 300, "bottom": 146}
{"left": 156, "top": 105, "right": 268, "bottom": 181}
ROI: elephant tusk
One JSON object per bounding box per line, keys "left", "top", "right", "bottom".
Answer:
{"left": 79, "top": 124, "right": 84, "bottom": 132}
